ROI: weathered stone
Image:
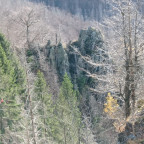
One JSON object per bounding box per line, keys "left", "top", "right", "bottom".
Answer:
{"left": 56, "top": 43, "right": 69, "bottom": 77}
{"left": 45, "top": 27, "right": 109, "bottom": 91}
{"left": 68, "top": 27, "right": 109, "bottom": 93}
{"left": 45, "top": 42, "right": 69, "bottom": 79}
{"left": 118, "top": 118, "right": 144, "bottom": 144}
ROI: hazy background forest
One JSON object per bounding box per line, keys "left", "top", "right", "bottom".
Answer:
{"left": 0, "top": 0, "right": 144, "bottom": 144}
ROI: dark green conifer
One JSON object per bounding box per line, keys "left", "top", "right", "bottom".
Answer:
{"left": 0, "top": 34, "right": 24, "bottom": 143}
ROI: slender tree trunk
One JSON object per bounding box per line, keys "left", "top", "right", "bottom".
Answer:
{"left": 26, "top": 121, "right": 30, "bottom": 144}
{"left": 78, "top": 128, "right": 81, "bottom": 144}
{"left": 61, "top": 110, "right": 67, "bottom": 144}
{"left": 27, "top": 26, "right": 30, "bottom": 49}
{"left": 29, "top": 95, "right": 37, "bottom": 144}
{"left": 64, "top": 125, "right": 67, "bottom": 144}
{"left": 122, "top": 4, "right": 136, "bottom": 118}
{"left": 41, "top": 95, "right": 47, "bottom": 143}
{"left": 24, "top": 40, "right": 36, "bottom": 144}
{"left": 124, "top": 72, "right": 131, "bottom": 118}
{"left": 122, "top": 11, "right": 131, "bottom": 118}
{"left": 0, "top": 116, "right": 3, "bottom": 144}
{"left": 26, "top": 70, "right": 37, "bottom": 144}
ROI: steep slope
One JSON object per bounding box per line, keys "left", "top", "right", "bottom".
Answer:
{"left": 29, "top": 0, "right": 107, "bottom": 20}
{"left": 44, "top": 27, "right": 117, "bottom": 144}
{"left": 0, "top": 33, "right": 25, "bottom": 143}
{"left": 0, "top": 0, "right": 98, "bottom": 48}
{"left": 29, "top": 0, "right": 144, "bottom": 21}
{"left": 45, "top": 27, "right": 109, "bottom": 96}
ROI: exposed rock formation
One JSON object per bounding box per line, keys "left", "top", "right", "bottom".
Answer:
{"left": 45, "top": 27, "right": 109, "bottom": 94}
{"left": 118, "top": 118, "right": 144, "bottom": 144}
{"left": 45, "top": 41, "right": 69, "bottom": 80}
{"left": 68, "top": 27, "right": 109, "bottom": 94}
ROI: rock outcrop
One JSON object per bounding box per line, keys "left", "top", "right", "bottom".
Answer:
{"left": 118, "top": 118, "right": 144, "bottom": 144}
{"left": 68, "top": 27, "right": 109, "bottom": 93}
{"left": 45, "top": 41, "right": 69, "bottom": 79}
{"left": 45, "top": 27, "right": 109, "bottom": 97}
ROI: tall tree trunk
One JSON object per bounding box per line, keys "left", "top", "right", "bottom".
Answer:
{"left": 0, "top": 116, "right": 3, "bottom": 144}
{"left": 124, "top": 73, "right": 131, "bottom": 118}
{"left": 64, "top": 125, "right": 67, "bottom": 144}
{"left": 29, "top": 95, "right": 37, "bottom": 144}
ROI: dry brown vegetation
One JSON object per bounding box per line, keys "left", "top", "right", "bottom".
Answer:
{"left": 0, "top": 0, "right": 98, "bottom": 49}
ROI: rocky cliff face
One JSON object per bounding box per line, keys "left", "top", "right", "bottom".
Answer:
{"left": 68, "top": 27, "right": 109, "bottom": 93}
{"left": 45, "top": 27, "right": 109, "bottom": 94}
{"left": 45, "top": 40, "right": 70, "bottom": 80}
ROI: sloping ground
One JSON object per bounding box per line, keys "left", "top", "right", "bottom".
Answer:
{"left": 118, "top": 117, "right": 144, "bottom": 144}
{"left": 0, "top": 0, "right": 98, "bottom": 49}
{"left": 29, "top": 0, "right": 144, "bottom": 22}
{"left": 29, "top": 0, "right": 107, "bottom": 21}
{"left": 0, "top": 0, "right": 98, "bottom": 98}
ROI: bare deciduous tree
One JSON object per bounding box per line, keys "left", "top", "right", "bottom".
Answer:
{"left": 105, "top": 0, "right": 144, "bottom": 119}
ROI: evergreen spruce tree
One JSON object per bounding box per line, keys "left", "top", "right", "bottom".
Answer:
{"left": 34, "top": 70, "right": 60, "bottom": 143}
{"left": 57, "top": 73, "right": 82, "bottom": 144}
{"left": 0, "top": 33, "right": 25, "bottom": 143}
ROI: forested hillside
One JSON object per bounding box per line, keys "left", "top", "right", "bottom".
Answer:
{"left": 30, "top": 0, "right": 144, "bottom": 21}
{"left": 0, "top": 0, "right": 144, "bottom": 144}
{"left": 30, "top": 0, "right": 107, "bottom": 20}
